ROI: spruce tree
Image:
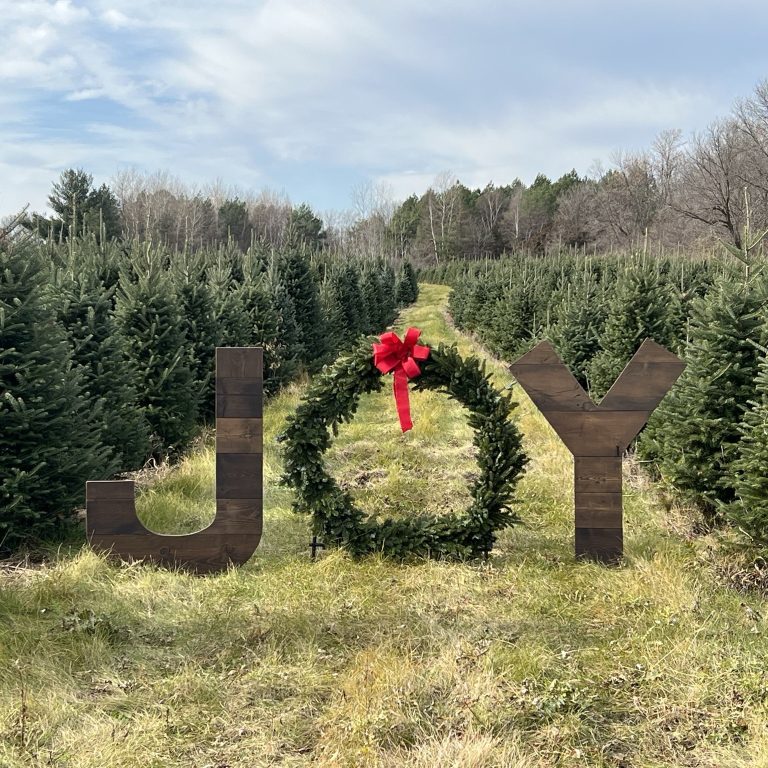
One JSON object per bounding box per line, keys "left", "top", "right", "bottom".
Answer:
{"left": 262, "top": 256, "right": 301, "bottom": 392}
{"left": 0, "top": 226, "right": 108, "bottom": 550}
{"left": 52, "top": 265, "right": 151, "bottom": 471}
{"left": 639, "top": 276, "right": 767, "bottom": 515}
{"left": 274, "top": 250, "right": 327, "bottom": 369}
{"left": 395, "top": 261, "right": 419, "bottom": 306}
{"left": 548, "top": 277, "right": 607, "bottom": 388}
{"left": 586, "top": 266, "right": 679, "bottom": 398}
{"left": 379, "top": 261, "right": 398, "bottom": 326}
{"left": 170, "top": 250, "right": 218, "bottom": 421}
{"left": 360, "top": 264, "right": 386, "bottom": 333}
{"left": 319, "top": 277, "right": 346, "bottom": 354}
{"left": 115, "top": 250, "right": 199, "bottom": 456}
{"left": 729, "top": 346, "right": 768, "bottom": 546}
{"left": 210, "top": 255, "right": 253, "bottom": 348}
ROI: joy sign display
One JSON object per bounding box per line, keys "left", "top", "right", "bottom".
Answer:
{"left": 87, "top": 338, "right": 684, "bottom": 571}
{"left": 510, "top": 339, "right": 685, "bottom": 563}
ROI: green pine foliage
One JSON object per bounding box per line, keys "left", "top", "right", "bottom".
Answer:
{"left": 638, "top": 276, "right": 768, "bottom": 515}
{"left": 395, "top": 261, "right": 419, "bottom": 306}
{"left": 586, "top": 266, "right": 679, "bottom": 398}
{"left": 263, "top": 257, "right": 301, "bottom": 391}
{"left": 51, "top": 265, "right": 151, "bottom": 471}
{"left": 276, "top": 250, "right": 328, "bottom": 370}
{"left": 170, "top": 250, "right": 219, "bottom": 421}
{"left": 115, "top": 249, "right": 200, "bottom": 456}
{"left": 0, "top": 210, "right": 421, "bottom": 554}
{"left": 0, "top": 228, "right": 109, "bottom": 551}
{"left": 547, "top": 277, "right": 607, "bottom": 387}
{"left": 729, "top": 346, "right": 768, "bottom": 546}
{"left": 281, "top": 336, "right": 528, "bottom": 558}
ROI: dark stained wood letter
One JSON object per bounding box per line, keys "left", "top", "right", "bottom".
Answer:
{"left": 86, "top": 347, "right": 263, "bottom": 573}
{"left": 510, "top": 339, "right": 684, "bottom": 563}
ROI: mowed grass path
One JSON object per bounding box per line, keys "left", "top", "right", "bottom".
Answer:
{"left": 3, "top": 284, "right": 768, "bottom": 767}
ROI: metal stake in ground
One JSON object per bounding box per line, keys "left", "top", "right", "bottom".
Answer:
{"left": 509, "top": 339, "right": 684, "bottom": 564}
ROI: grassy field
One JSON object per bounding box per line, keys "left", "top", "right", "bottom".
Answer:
{"left": 3, "top": 284, "right": 768, "bottom": 767}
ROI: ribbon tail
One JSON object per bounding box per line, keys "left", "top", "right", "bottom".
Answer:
{"left": 393, "top": 368, "right": 413, "bottom": 432}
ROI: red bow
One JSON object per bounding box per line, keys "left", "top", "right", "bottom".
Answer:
{"left": 372, "top": 327, "right": 430, "bottom": 432}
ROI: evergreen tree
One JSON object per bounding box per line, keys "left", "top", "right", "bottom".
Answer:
{"left": 287, "top": 203, "right": 326, "bottom": 250}
{"left": 379, "top": 261, "right": 398, "bottom": 326}
{"left": 218, "top": 197, "right": 252, "bottom": 250}
{"left": 548, "top": 277, "right": 607, "bottom": 387}
{"left": 639, "top": 277, "right": 768, "bottom": 515}
{"left": 319, "top": 277, "right": 346, "bottom": 354}
{"left": 729, "top": 346, "right": 768, "bottom": 546}
{"left": 29, "top": 169, "right": 121, "bottom": 242}
{"left": 586, "top": 266, "right": 679, "bottom": 398}
{"left": 327, "top": 264, "right": 367, "bottom": 346}
{"left": 395, "top": 261, "right": 419, "bottom": 305}
{"left": 262, "top": 256, "right": 301, "bottom": 392}
{"left": 210, "top": 255, "right": 252, "bottom": 347}
{"left": 276, "top": 250, "right": 327, "bottom": 369}
{"left": 170, "top": 250, "right": 219, "bottom": 421}
{"left": 0, "top": 226, "right": 109, "bottom": 551}
{"left": 52, "top": 264, "right": 151, "bottom": 471}
{"left": 115, "top": 250, "right": 199, "bottom": 456}
{"left": 360, "top": 264, "right": 386, "bottom": 333}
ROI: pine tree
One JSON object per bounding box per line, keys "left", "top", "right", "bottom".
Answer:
{"left": 586, "top": 266, "right": 679, "bottom": 398}
{"left": 327, "top": 264, "right": 367, "bottom": 346}
{"left": 52, "top": 264, "right": 151, "bottom": 471}
{"left": 360, "top": 264, "right": 386, "bottom": 333}
{"left": 170, "top": 250, "right": 218, "bottom": 421}
{"left": 729, "top": 346, "right": 768, "bottom": 546}
{"left": 395, "top": 261, "right": 418, "bottom": 305}
{"left": 0, "top": 226, "right": 109, "bottom": 551}
{"left": 262, "top": 256, "right": 301, "bottom": 392}
{"left": 209, "top": 255, "right": 252, "bottom": 349}
{"left": 115, "top": 249, "right": 199, "bottom": 456}
{"left": 379, "top": 261, "right": 398, "bottom": 326}
{"left": 319, "top": 277, "right": 346, "bottom": 354}
{"left": 275, "top": 250, "right": 327, "bottom": 369}
{"left": 548, "top": 277, "right": 607, "bottom": 388}
{"left": 639, "top": 276, "right": 768, "bottom": 515}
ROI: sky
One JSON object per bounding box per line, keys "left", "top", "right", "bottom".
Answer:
{"left": 2, "top": 0, "right": 768, "bottom": 218}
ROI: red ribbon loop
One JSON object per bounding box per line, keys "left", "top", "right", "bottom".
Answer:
{"left": 372, "top": 327, "right": 430, "bottom": 432}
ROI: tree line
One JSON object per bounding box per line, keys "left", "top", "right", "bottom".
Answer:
{"left": 344, "top": 80, "right": 768, "bottom": 262}
{"left": 18, "top": 79, "right": 768, "bottom": 265}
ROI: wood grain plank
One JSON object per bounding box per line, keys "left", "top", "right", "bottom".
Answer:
{"left": 86, "top": 480, "right": 135, "bottom": 500}
{"left": 508, "top": 364, "right": 596, "bottom": 412}
{"left": 216, "top": 378, "right": 263, "bottom": 397}
{"left": 575, "top": 492, "right": 622, "bottom": 527}
{"left": 575, "top": 527, "right": 623, "bottom": 564}
{"left": 598, "top": 362, "right": 685, "bottom": 411}
{"left": 216, "top": 347, "right": 263, "bottom": 379}
{"left": 631, "top": 338, "right": 685, "bottom": 364}
{"left": 215, "top": 453, "right": 262, "bottom": 499}
{"left": 86, "top": 499, "right": 140, "bottom": 533}
{"left": 216, "top": 394, "right": 263, "bottom": 418}
{"left": 216, "top": 418, "right": 263, "bottom": 453}
{"left": 574, "top": 457, "right": 622, "bottom": 493}
{"left": 543, "top": 411, "right": 650, "bottom": 456}
{"left": 509, "top": 340, "right": 563, "bottom": 366}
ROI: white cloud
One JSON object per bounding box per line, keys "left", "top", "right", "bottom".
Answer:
{"left": 0, "top": 0, "right": 753, "bottom": 214}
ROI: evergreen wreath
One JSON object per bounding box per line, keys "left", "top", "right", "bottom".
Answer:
{"left": 280, "top": 332, "right": 528, "bottom": 559}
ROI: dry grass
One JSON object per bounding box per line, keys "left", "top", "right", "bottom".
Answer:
{"left": 2, "top": 284, "right": 768, "bottom": 767}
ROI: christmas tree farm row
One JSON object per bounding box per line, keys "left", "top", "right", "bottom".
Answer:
{"left": 0, "top": 220, "right": 419, "bottom": 553}
{"left": 430, "top": 254, "right": 768, "bottom": 550}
